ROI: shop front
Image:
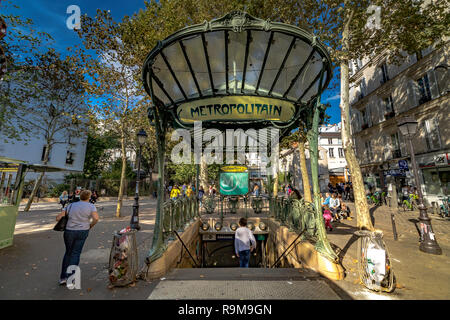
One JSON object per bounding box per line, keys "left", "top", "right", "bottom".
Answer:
{"left": 329, "top": 168, "right": 346, "bottom": 186}
{"left": 419, "top": 152, "right": 449, "bottom": 206}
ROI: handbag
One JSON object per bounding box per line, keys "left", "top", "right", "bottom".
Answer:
{"left": 53, "top": 203, "right": 72, "bottom": 232}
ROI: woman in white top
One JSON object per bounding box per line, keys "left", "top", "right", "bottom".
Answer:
{"left": 56, "top": 190, "right": 99, "bottom": 285}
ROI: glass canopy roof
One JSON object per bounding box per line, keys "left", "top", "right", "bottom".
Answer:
{"left": 142, "top": 11, "right": 332, "bottom": 130}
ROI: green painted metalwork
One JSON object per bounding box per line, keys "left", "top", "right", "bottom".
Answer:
{"left": 269, "top": 197, "right": 317, "bottom": 238}
{"left": 251, "top": 197, "right": 263, "bottom": 214}
{"left": 227, "top": 196, "right": 239, "bottom": 214}
{"left": 306, "top": 70, "right": 339, "bottom": 262}
{"left": 151, "top": 196, "right": 200, "bottom": 254}
{"left": 0, "top": 164, "right": 25, "bottom": 249}
{"left": 143, "top": 11, "right": 335, "bottom": 265}
{"left": 203, "top": 196, "right": 216, "bottom": 214}
{"left": 147, "top": 106, "right": 169, "bottom": 264}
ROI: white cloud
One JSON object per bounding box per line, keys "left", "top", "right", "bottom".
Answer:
{"left": 325, "top": 94, "right": 340, "bottom": 102}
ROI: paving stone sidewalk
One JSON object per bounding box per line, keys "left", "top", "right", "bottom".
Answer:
{"left": 326, "top": 202, "right": 450, "bottom": 300}
{"left": 0, "top": 200, "right": 158, "bottom": 299}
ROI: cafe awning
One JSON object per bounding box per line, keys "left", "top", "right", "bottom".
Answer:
{"left": 142, "top": 11, "right": 332, "bottom": 132}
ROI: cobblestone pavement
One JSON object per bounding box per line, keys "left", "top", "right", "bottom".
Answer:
{"left": 0, "top": 199, "right": 158, "bottom": 299}
{"left": 326, "top": 202, "right": 450, "bottom": 300}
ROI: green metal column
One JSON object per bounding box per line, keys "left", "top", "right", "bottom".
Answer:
{"left": 147, "top": 105, "right": 168, "bottom": 263}
{"left": 306, "top": 69, "right": 338, "bottom": 262}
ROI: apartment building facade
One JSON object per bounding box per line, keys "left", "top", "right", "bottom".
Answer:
{"left": 319, "top": 123, "right": 349, "bottom": 185}
{"left": 349, "top": 44, "right": 449, "bottom": 206}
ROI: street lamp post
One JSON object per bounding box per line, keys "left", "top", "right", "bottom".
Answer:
{"left": 130, "top": 129, "right": 147, "bottom": 230}
{"left": 397, "top": 117, "right": 442, "bottom": 255}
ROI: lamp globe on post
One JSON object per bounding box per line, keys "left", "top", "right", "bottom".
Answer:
{"left": 397, "top": 117, "right": 442, "bottom": 255}
{"left": 130, "top": 129, "right": 147, "bottom": 230}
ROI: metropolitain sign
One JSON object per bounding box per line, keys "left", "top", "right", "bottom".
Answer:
{"left": 176, "top": 96, "right": 295, "bottom": 124}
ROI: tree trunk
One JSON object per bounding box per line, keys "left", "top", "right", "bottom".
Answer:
{"left": 340, "top": 10, "right": 374, "bottom": 231}
{"left": 24, "top": 143, "right": 51, "bottom": 212}
{"left": 298, "top": 140, "right": 312, "bottom": 202}
{"left": 116, "top": 132, "right": 127, "bottom": 218}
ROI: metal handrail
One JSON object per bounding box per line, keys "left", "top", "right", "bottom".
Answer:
{"left": 173, "top": 229, "right": 199, "bottom": 268}
{"left": 271, "top": 228, "right": 306, "bottom": 268}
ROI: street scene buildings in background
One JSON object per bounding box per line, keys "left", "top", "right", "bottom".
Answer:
{"left": 0, "top": 0, "right": 449, "bottom": 304}
{"left": 350, "top": 44, "right": 449, "bottom": 206}
{"left": 280, "top": 122, "right": 348, "bottom": 193}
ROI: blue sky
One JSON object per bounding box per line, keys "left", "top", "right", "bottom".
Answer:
{"left": 2, "top": 0, "right": 341, "bottom": 124}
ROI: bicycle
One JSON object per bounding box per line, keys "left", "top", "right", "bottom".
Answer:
{"left": 402, "top": 193, "right": 419, "bottom": 211}
{"left": 367, "top": 191, "right": 381, "bottom": 206}
{"left": 438, "top": 195, "right": 449, "bottom": 218}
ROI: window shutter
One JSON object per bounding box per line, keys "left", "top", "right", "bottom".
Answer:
{"left": 383, "top": 135, "right": 392, "bottom": 160}
{"left": 366, "top": 105, "right": 372, "bottom": 127}
{"left": 398, "top": 132, "right": 408, "bottom": 156}
{"left": 425, "top": 118, "right": 442, "bottom": 150}
{"left": 427, "top": 69, "right": 439, "bottom": 99}
{"left": 407, "top": 79, "right": 419, "bottom": 108}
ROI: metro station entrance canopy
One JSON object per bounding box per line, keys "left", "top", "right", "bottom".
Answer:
{"left": 142, "top": 11, "right": 332, "bottom": 133}
{"left": 141, "top": 11, "right": 337, "bottom": 265}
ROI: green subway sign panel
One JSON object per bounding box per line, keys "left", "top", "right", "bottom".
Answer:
{"left": 177, "top": 96, "right": 295, "bottom": 124}
{"left": 219, "top": 172, "right": 249, "bottom": 196}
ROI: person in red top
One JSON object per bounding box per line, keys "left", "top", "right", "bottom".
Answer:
{"left": 322, "top": 205, "right": 333, "bottom": 231}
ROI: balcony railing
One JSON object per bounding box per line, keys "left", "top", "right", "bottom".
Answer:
{"left": 393, "top": 149, "right": 402, "bottom": 158}
{"left": 384, "top": 111, "right": 395, "bottom": 120}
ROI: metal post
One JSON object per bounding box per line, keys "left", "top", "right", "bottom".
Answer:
{"left": 147, "top": 106, "right": 168, "bottom": 264}
{"left": 390, "top": 210, "right": 398, "bottom": 241}
{"left": 0, "top": 172, "right": 5, "bottom": 202}
{"left": 130, "top": 144, "right": 142, "bottom": 230}
{"left": 407, "top": 138, "right": 442, "bottom": 255}
{"left": 306, "top": 68, "right": 338, "bottom": 262}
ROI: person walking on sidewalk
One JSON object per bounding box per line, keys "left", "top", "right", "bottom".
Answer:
{"left": 198, "top": 186, "right": 205, "bottom": 208}
{"left": 234, "top": 217, "right": 256, "bottom": 268}
{"left": 59, "top": 191, "right": 69, "bottom": 209}
{"left": 56, "top": 190, "right": 99, "bottom": 285}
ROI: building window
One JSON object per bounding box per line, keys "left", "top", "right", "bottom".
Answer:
{"left": 338, "top": 148, "right": 344, "bottom": 158}
{"left": 328, "top": 138, "right": 333, "bottom": 145}
{"left": 380, "top": 63, "right": 389, "bottom": 84}
{"left": 361, "top": 107, "right": 370, "bottom": 129}
{"left": 425, "top": 118, "right": 441, "bottom": 151}
{"left": 384, "top": 95, "right": 395, "bottom": 120}
{"left": 364, "top": 141, "right": 373, "bottom": 162}
{"left": 66, "top": 151, "right": 75, "bottom": 165}
{"left": 358, "top": 78, "right": 366, "bottom": 100}
{"left": 422, "top": 168, "right": 449, "bottom": 196}
{"left": 391, "top": 133, "right": 401, "bottom": 158}
{"left": 329, "top": 148, "right": 335, "bottom": 158}
{"left": 417, "top": 74, "right": 432, "bottom": 105}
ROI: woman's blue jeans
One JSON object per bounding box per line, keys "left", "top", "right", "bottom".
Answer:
{"left": 239, "top": 250, "right": 251, "bottom": 268}
{"left": 60, "top": 229, "right": 89, "bottom": 280}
